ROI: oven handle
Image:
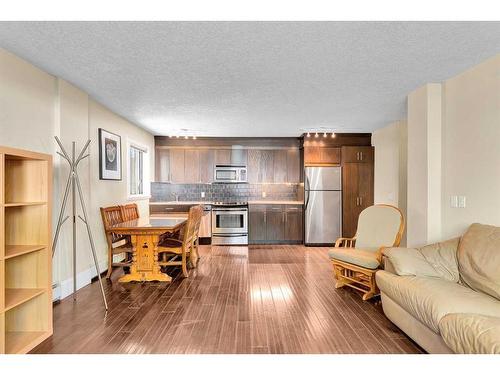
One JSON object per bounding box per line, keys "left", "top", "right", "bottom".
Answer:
{"left": 212, "top": 209, "right": 248, "bottom": 212}
{"left": 212, "top": 234, "right": 248, "bottom": 237}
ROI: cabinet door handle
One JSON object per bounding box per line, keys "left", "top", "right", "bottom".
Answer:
{"left": 356, "top": 152, "right": 359, "bottom": 161}
{"left": 360, "top": 196, "right": 363, "bottom": 206}
{"left": 264, "top": 212, "right": 266, "bottom": 223}
{"left": 356, "top": 197, "right": 359, "bottom": 206}
{"left": 360, "top": 152, "right": 363, "bottom": 161}
{"left": 283, "top": 212, "right": 286, "bottom": 223}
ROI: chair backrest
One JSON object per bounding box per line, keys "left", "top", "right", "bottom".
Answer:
{"left": 121, "top": 203, "right": 139, "bottom": 221}
{"left": 182, "top": 205, "right": 204, "bottom": 250}
{"left": 100, "top": 205, "right": 127, "bottom": 243}
{"left": 355, "top": 204, "right": 404, "bottom": 250}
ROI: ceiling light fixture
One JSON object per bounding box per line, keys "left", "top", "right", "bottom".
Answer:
{"left": 184, "top": 135, "right": 188, "bottom": 139}
{"left": 331, "top": 132, "right": 336, "bottom": 138}
{"left": 306, "top": 132, "right": 310, "bottom": 137}
{"left": 323, "top": 132, "right": 327, "bottom": 138}
{"left": 315, "top": 132, "right": 319, "bottom": 138}
{"left": 193, "top": 135, "right": 197, "bottom": 140}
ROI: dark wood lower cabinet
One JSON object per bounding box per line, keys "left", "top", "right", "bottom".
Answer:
{"left": 266, "top": 206, "right": 285, "bottom": 241}
{"left": 249, "top": 206, "right": 266, "bottom": 242}
{"left": 249, "top": 204, "right": 303, "bottom": 244}
{"left": 284, "top": 207, "right": 303, "bottom": 242}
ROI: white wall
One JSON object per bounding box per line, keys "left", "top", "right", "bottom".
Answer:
{"left": 372, "top": 120, "right": 407, "bottom": 245}
{"left": 374, "top": 54, "right": 499, "bottom": 247}
{"left": 0, "top": 48, "right": 154, "bottom": 298}
{"left": 441, "top": 54, "right": 500, "bottom": 239}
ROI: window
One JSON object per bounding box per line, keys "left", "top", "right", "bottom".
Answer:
{"left": 129, "top": 145, "right": 146, "bottom": 196}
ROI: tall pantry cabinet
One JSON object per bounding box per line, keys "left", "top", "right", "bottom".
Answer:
{"left": 341, "top": 146, "right": 374, "bottom": 238}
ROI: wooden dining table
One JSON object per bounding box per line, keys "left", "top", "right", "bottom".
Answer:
{"left": 109, "top": 216, "right": 187, "bottom": 283}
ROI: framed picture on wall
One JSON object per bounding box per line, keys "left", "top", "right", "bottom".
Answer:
{"left": 98, "top": 128, "right": 122, "bottom": 180}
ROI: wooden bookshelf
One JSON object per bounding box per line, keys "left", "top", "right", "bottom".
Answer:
{"left": 0, "top": 146, "right": 52, "bottom": 354}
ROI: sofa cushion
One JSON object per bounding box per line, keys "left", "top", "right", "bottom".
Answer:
{"left": 376, "top": 271, "right": 500, "bottom": 333}
{"left": 383, "top": 238, "right": 460, "bottom": 282}
{"left": 439, "top": 313, "right": 500, "bottom": 354}
{"left": 328, "top": 248, "right": 380, "bottom": 269}
{"left": 458, "top": 223, "right": 500, "bottom": 300}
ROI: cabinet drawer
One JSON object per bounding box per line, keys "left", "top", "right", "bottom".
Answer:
{"left": 149, "top": 204, "right": 192, "bottom": 214}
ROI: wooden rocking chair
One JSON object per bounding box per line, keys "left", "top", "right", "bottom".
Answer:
{"left": 329, "top": 204, "right": 404, "bottom": 300}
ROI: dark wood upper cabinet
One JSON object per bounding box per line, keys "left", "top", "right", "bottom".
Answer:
{"left": 184, "top": 149, "right": 200, "bottom": 183}
{"left": 247, "top": 149, "right": 275, "bottom": 183}
{"left": 215, "top": 149, "right": 231, "bottom": 165}
{"left": 273, "top": 150, "right": 288, "bottom": 183}
{"left": 169, "top": 149, "right": 185, "bottom": 183}
{"left": 286, "top": 148, "right": 301, "bottom": 183}
{"left": 341, "top": 146, "right": 374, "bottom": 163}
{"left": 199, "top": 149, "right": 215, "bottom": 183}
{"left": 155, "top": 148, "right": 170, "bottom": 182}
{"left": 304, "top": 146, "right": 340, "bottom": 165}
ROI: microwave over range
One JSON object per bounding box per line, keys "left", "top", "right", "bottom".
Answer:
{"left": 213, "top": 165, "right": 247, "bottom": 183}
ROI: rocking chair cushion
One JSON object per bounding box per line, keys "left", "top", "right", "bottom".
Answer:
{"left": 328, "top": 248, "right": 380, "bottom": 269}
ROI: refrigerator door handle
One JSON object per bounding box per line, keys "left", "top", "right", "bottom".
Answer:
{"left": 305, "top": 189, "right": 310, "bottom": 210}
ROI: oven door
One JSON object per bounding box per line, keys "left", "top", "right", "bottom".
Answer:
{"left": 211, "top": 209, "right": 248, "bottom": 234}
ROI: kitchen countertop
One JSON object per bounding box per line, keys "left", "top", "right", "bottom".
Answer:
{"left": 150, "top": 200, "right": 304, "bottom": 206}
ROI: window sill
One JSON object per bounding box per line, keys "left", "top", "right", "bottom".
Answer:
{"left": 127, "top": 195, "right": 151, "bottom": 202}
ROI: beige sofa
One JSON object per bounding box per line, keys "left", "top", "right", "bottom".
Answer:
{"left": 376, "top": 223, "right": 500, "bottom": 354}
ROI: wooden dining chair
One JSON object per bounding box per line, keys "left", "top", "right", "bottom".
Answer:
{"left": 328, "top": 204, "right": 405, "bottom": 300}
{"left": 100, "top": 205, "right": 134, "bottom": 279}
{"left": 121, "top": 203, "right": 139, "bottom": 222}
{"left": 157, "top": 205, "right": 203, "bottom": 278}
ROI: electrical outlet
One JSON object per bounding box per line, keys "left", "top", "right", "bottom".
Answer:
{"left": 458, "top": 196, "right": 466, "bottom": 208}
{"left": 201, "top": 191, "right": 205, "bottom": 198}
{"left": 450, "top": 196, "right": 458, "bottom": 208}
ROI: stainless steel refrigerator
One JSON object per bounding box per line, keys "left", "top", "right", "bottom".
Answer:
{"left": 304, "top": 166, "right": 342, "bottom": 245}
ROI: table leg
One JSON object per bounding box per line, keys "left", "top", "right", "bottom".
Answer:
{"left": 119, "top": 234, "right": 171, "bottom": 282}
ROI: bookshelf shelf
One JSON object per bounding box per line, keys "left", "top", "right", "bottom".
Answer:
{"left": 1, "top": 146, "right": 52, "bottom": 354}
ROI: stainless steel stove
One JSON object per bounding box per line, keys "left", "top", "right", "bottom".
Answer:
{"left": 211, "top": 201, "right": 248, "bottom": 245}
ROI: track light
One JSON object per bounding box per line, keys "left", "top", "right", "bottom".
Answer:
{"left": 315, "top": 132, "right": 319, "bottom": 138}
{"left": 184, "top": 135, "right": 188, "bottom": 139}
{"left": 306, "top": 132, "right": 310, "bottom": 138}
{"left": 331, "top": 132, "right": 336, "bottom": 138}
{"left": 193, "top": 135, "right": 197, "bottom": 140}
{"left": 175, "top": 135, "right": 179, "bottom": 138}
{"left": 323, "top": 132, "right": 327, "bottom": 138}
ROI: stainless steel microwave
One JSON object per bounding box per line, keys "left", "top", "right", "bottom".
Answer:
{"left": 213, "top": 165, "right": 247, "bottom": 183}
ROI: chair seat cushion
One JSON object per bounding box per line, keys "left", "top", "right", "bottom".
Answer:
{"left": 328, "top": 248, "right": 380, "bottom": 269}
{"left": 376, "top": 270, "right": 500, "bottom": 333}
{"left": 439, "top": 313, "right": 500, "bottom": 354}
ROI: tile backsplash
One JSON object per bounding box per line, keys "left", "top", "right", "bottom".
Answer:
{"left": 151, "top": 182, "right": 303, "bottom": 202}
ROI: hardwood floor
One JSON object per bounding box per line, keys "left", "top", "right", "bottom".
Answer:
{"left": 31, "top": 245, "right": 423, "bottom": 354}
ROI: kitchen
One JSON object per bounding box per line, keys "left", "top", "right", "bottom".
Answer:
{"left": 151, "top": 134, "right": 374, "bottom": 247}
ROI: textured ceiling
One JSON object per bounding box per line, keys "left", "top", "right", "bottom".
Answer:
{"left": 0, "top": 21, "right": 499, "bottom": 136}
